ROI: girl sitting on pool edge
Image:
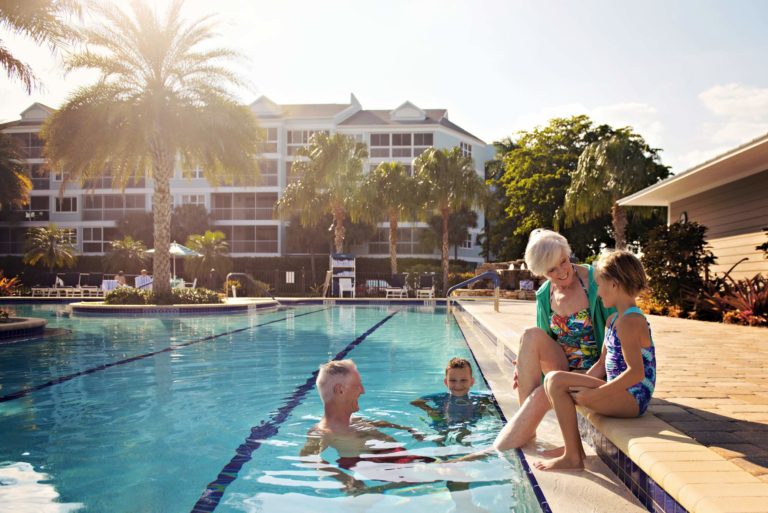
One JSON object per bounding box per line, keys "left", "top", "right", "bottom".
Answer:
{"left": 534, "top": 250, "right": 656, "bottom": 471}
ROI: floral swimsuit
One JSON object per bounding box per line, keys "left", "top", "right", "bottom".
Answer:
{"left": 549, "top": 271, "right": 599, "bottom": 371}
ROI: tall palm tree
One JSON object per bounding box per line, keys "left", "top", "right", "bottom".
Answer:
{"left": 0, "top": 0, "right": 80, "bottom": 93}
{"left": 0, "top": 133, "right": 31, "bottom": 210}
{"left": 184, "top": 230, "right": 231, "bottom": 287}
{"left": 358, "top": 162, "right": 417, "bottom": 275}
{"left": 23, "top": 224, "right": 77, "bottom": 272}
{"left": 414, "top": 147, "right": 486, "bottom": 296}
{"left": 559, "top": 130, "right": 670, "bottom": 249}
{"left": 276, "top": 132, "right": 368, "bottom": 253}
{"left": 41, "top": 0, "right": 261, "bottom": 295}
{"left": 107, "top": 235, "right": 147, "bottom": 272}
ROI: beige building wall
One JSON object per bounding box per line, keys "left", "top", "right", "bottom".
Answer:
{"left": 669, "top": 168, "right": 768, "bottom": 279}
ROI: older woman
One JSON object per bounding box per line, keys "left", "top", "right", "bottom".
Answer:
{"left": 494, "top": 229, "right": 615, "bottom": 450}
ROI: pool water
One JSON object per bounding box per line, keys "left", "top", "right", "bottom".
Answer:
{"left": 0, "top": 304, "right": 542, "bottom": 513}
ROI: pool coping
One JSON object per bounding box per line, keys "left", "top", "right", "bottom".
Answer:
{"left": 67, "top": 298, "right": 279, "bottom": 316}
{"left": 0, "top": 317, "right": 47, "bottom": 342}
{"left": 455, "top": 299, "right": 768, "bottom": 513}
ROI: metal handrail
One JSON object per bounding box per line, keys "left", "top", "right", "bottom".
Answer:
{"left": 446, "top": 270, "right": 501, "bottom": 314}
{"left": 224, "top": 272, "right": 274, "bottom": 299}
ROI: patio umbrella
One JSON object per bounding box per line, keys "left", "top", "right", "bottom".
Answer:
{"left": 145, "top": 242, "right": 202, "bottom": 278}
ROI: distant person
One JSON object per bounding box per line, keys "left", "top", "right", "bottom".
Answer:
{"left": 411, "top": 357, "right": 493, "bottom": 445}
{"left": 208, "top": 268, "right": 219, "bottom": 291}
{"left": 494, "top": 229, "right": 615, "bottom": 451}
{"left": 300, "top": 359, "right": 429, "bottom": 494}
{"left": 534, "top": 251, "right": 656, "bottom": 471}
{"left": 115, "top": 270, "right": 127, "bottom": 287}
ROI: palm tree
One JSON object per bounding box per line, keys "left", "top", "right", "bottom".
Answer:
{"left": 41, "top": 0, "right": 261, "bottom": 295}
{"left": 359, "top": 162, "right": 417, "bottom": 275}
{"left": 0, "top": 133, "right": 31, "bottom": 210}
{"left": 184, "top": 230, "right": 231, "bottom": 287}
{"left": 23, "top": 224, "right": 77, "bottom": 272}
{"left": 0, "top": 0, "right": 79, "bottom": 93}
{"left": 276, "top": 132, "right": 368, "bottom": 253}
{"left": 414, "top": 147, "right": 486, "bottom": 296}
{"left": 107, "top": 236, "right": 147, "bottom": 272}
{"left": 559, "top": 130, "right": 670, "bottom": 249}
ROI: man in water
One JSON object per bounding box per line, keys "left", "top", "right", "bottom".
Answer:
{"left": 300, "top": 359, "right": 428, "bottom": 494}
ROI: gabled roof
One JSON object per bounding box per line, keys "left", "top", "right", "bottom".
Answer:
{"left": 339, "top": 108, "right": 485, "bottom": 144}
{"left": 250, "top": 95, "right": 351, "bottom": 119}
{"left": 618, "top": 132, "right": 768, "bottom": 207}
{"left": 0, "top": 102, "right": 55, "bottom": 129}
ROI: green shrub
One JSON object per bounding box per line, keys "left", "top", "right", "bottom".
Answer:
{"left": 104, "top": 287, "right": 222, "bottom": 305}
{"left": 104, "top": 287, "right": 152, "bottom": 305}
{"left": 641, "top": 222, "right": 716, "bottom": 311}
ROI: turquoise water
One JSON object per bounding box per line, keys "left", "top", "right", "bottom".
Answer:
{"left": 0, "top": 303, "right": 541, "bottom": 513}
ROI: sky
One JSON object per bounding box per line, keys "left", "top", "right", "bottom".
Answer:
{"left": 1, "top": 0, "right": 767, "bottom": 174}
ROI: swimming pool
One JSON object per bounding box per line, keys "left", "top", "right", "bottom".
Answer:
{"left": 0, "top": 303, "right": 543, "bottom": 513}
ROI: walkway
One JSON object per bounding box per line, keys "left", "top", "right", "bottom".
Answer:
{"left": 458, "top": 298, "right": 768, "bottom": 513}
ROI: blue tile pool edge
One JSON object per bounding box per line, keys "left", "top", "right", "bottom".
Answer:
{"left": 452, "top": 302, "right": 690, "bottom": 513}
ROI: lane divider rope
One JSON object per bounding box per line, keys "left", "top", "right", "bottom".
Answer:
{"left": 0, "top": 308, "right": 330, "bottom": 404}
{"left": 191, "top": 310, "right": 400, "bottom": 513}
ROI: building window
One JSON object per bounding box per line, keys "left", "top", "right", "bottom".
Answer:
{"left": 10, "top": 132, "right": 44, "bottom": 158}
{"left": 287, "top": 130, "right": 326, "bottom": 156}
{"left": 55, "top": 197, "right": 78, "bottom": 213}
{"left": 369, "top": 227, "right": 431, "bottom": 255}
{"left": 369, "top": 133, "right": 390, "bottom": 158}
{"left": 255, "top": 225, "right": 278, "bottom": 252}
{"left": 27, "top": 164, "right": 49, "bottom": 190}
{"left": 82, "top": 226, "right": 118, "bottom": 253}
{"left": 259, "top": 127, "right": 278, "bottom": 153}
{"left": 61, "top": 228, "right": 77, "bottom": 245}
{"left": 414, "top": 133, "right": 433, "bottom": 146}
{"left": 82, "top": 194, "right": 145, "bottom": 221}
{"left": 460, "top": 141, "right": 472, "bottom": 157}
{"left": 180, "top": 194, "right": 205, "bottom": 206}
{"left": 258, "top": 159, "right": 278, "bottom": 186}
{"left": 460, "top": 233, "right": 473, "bottom": 249}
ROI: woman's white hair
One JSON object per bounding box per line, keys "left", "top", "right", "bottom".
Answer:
{"left": 524, "top": 229, "right": 572, "bottom": 276}
{"left": 316, "top": 359, "right": 357, "bottom": 403}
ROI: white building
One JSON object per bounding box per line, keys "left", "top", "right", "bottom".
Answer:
{"left": 0, "top": 95, "right": 492, "bottom": 262}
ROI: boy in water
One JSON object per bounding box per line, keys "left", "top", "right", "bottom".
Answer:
{"left": 411, "top": 357, "right": 493, "bottom": 444}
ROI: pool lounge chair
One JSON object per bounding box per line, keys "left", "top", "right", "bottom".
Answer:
{"left": 31, "top": 272, "right": 58, "bottom": 297}
{"left": 60, "top": 272, "right": 84, "bottom": 297}
{"left": 338, "top": 278, "right": 355, "bottom": 298}
{"left": 80, "top": 273, "right": 104, "bottom": 297}
{"left": 135, "top": 274, "right": 153, "bottom": 290}
{"left": 385, "top": 273, "right": 408, "bottom": 299}
{"left": 416, "top": 274, "right": 435, "bottom": 299}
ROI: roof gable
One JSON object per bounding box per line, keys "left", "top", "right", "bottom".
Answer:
{"left": 390, "top": 101, "right": 427, "bottom": 121}
{"left": 20, "top": 102, "right": 55, "bottom": 121}
{"left": 250, "top": 96, "right": 282, "bottom": 117}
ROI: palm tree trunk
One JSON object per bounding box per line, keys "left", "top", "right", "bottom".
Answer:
{"left": 389, "top": 213, "right": 398, "bottom": 275}
{"left": 332, "top": 204, "right": 345, "bottom": 253}
{"left": 441, "top": 208, "right": 450, "bottom": 297}
{"left": 151, "top": 140, "right": 174, "bottom": 297}
{"left": 612, "top": 202, "right": 628, "bottom": 250}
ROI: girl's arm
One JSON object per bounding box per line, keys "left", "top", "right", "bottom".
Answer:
{"left": 586, "top": 343, "right": 607, "bottom": 378}
{"left": 574, "top": 315, "right": 648, "bottom": 404}
{"left": 597, "top": 315, "right": 649, "bottom": 394}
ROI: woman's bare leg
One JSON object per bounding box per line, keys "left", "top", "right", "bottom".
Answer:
{"left": 494, "top": 328, "right": 569, "bottom": 450}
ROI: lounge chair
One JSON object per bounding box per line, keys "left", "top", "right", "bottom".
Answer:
{"left": 61, "top": 272, "right": 83, "bottom": 297}
{"left": 184, "top": 278, "right": 197, "bottom": 289}
{"left": 31, "top": 272, "right": 58, "bottom": 297}
{"left": 338, "top": 278, "right": 355, "bottom": 298}
{"left": 80, "top": 273, "right": 104, "bottom": 297}
{"left": 385, "top": 273, "right": 408, "bottom": 299}
{"left": 135, "top": 274, "right": 153, "bottom": 290}
{"left": 416, "top": 274, "right": 436, "bottom": 299}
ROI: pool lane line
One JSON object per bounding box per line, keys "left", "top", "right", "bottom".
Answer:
{"left": 190, "top": 310, "right": 401, "bottom": 513}
{"left": 455, "top": 310, "right": 553, "bottom": 513}
{"left": 0, "top": 308, "right": 330, "bottom": 404}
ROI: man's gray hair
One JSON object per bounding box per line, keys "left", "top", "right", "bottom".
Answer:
{"left": 316, "top": 359, "right": 357, "bottom": 403}
{"left": 524, "top": 229, "right": 572, "bottom": 276}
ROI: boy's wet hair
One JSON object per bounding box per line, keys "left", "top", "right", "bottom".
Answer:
{"left": 594, "top": 250, "right": 647, "bottom": 296}
{"left": 445, "top": 357, "right": 473, "bottom": 377}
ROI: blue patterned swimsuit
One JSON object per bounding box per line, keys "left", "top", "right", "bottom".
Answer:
{"left": 604, "top": 306, "right": 656, "bottom": 416}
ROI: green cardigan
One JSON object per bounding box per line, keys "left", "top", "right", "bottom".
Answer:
{"left": 535, "top": 264, "right": 616, "bottom": 356}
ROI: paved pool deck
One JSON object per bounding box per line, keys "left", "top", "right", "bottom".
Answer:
{"left": 457, "top": 299, "right": 768, "bottom": 513}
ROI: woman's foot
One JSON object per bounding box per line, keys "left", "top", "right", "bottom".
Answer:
{"left": 538, "top": 446, "right": 565, "bottom": 458}
{"left": 533, "top": 454, "right": 584, "bottom": 471}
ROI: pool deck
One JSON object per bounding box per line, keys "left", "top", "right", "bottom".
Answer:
{"left": 457, "top": 299, "right": 768, "bottom": 513}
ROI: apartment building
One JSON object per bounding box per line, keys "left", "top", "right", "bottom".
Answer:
{"left": 0, "top": 95, "right": 492, "bottom": 262}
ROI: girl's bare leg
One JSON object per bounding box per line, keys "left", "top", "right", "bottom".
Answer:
{"left": 533, "top": 372, "right": 638, "bottom": 471}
